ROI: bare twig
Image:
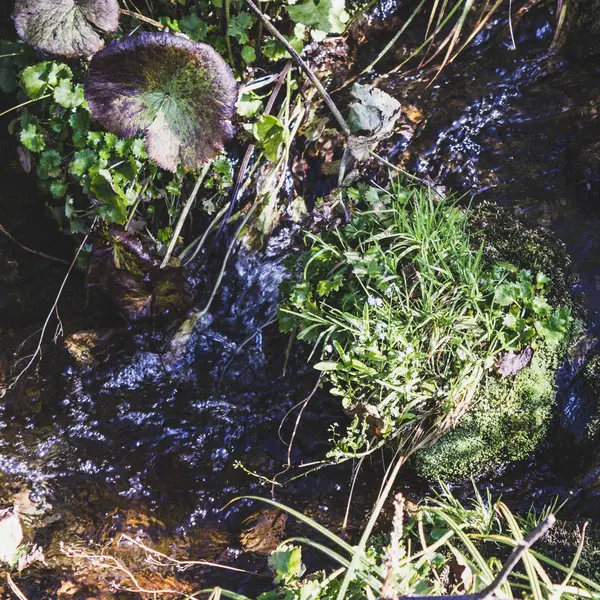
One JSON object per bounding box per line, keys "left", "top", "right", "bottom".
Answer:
{"left": 0, "top": 223, "right": 70, "bottom": 265}
{"left": 120, "top": 8, "right": 167, "bottom": 30}
{"left": 6, "top": 574, "right": 29, "bottom": 600}
{"left": 8, "top": 218, "right": 98, "bottom": 390}
{"left": 272, "top": 374, "right": 322, "bottom": 494}
{"left": 207, "top": 61, "right": 292, "bottom": 257}
{"left": 243, "top": 0, "right": 350, "bottom": 136}
{"left": 160, "top": 162, "right": 212, "bottom": 269}
{"left": 118, "top": 535, "right": 258, "bottom": 576}
{"left": 397, "top": 515, "right": 556, "bottom": 600}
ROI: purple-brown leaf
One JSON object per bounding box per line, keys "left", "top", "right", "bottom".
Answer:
{"left": 12, "top": 0, "right": 119, "bottom": 58}
{"left": 84, "top": 33, "right": 238, "bottom": 172}
{"left": 495, "top": 347, "right": 534, "bottom": 378}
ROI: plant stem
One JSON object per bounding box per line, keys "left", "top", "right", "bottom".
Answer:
{"left": 0, "top": 94, "right": 51, "bottom": 119}
{"left": 119, "top": 9, "right": 166, "bottom": 30}
{"left": 160, "top": 162, "right": 211, "bottom": 269}
{"left": 224, "top": 0, "right": 235, "bottom": 67}
{"left": 359, "top": 0, "right": 427, "bottom": 76}
{"left": 243, "top": 0, "right": 351, "bottom": 136}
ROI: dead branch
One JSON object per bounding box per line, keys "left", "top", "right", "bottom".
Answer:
{"left": 392, "top": 515, "right": 556, "bottom": 600}
{"left": 8, "top": 218, "right": 97, "bottom": 390}
{"left": 0, "top": 222, "right": 70, "bottom": 265}
{"left": 6, "top": 574, "right": 29, "bottom": 600}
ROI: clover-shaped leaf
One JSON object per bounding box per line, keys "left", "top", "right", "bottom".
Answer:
{"left": 84, "top": 33, "right": 238, "bottom": 172}
{"left": 12, "top": 0, "right": 120, "bottom": 58}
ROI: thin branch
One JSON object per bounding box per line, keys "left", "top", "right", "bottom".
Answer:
{"left": 0, "top": 95, "right": 51, "bottom": 120}
{"left": 8, "top": 219, "right": 98, "bottom": 390}
{"left": 271, "top": 374, "right": 322, "bottom": 495}
{"left": 120, "top": 8, "right": 166, "bottom": 30}
{"left": 395, "top": 515, "right": 556, "bottom": 600}
{"left": 0, "top": 223, "right": 70, "bottom": 265}
{"left": 207, "top": 61, "right": 292, "bottom": 256}
{"left": 118, "top": 535, "right": 258, "bottom": 576}
{"left": 243, "top": 0, "right": 350, "bottom": 136}
{"left": 160, "top": 161, "right": 211, "bottom": 268}
{"left": 6, "top": 574, "right": 29, "bottom": 600}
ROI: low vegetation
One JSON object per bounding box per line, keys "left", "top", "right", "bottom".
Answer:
{"left": 218, "top": 486, "right": 600, "bottom": 600}
{"left": 279, "top": 182, "right": 573, "bottom": 477}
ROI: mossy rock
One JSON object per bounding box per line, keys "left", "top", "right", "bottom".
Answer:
{"left": 414, "top": 338, "right": 569, "bottom": 481}
{"left": 415, "top": 204, "right": 582, "bottom": 482}
{"left": 468, "top": 202, "right": 581, "bottom": 314}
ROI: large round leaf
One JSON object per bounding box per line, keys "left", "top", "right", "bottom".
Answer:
{"left": 12, "top": 0, "right": 119, "bottom": 58}
{"left": 84, "top": 33, "right": 238, "bottom": 172}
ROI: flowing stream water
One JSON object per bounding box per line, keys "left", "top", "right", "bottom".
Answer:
{"left": 1, "top": 0, "right": 600, "bottom": 596}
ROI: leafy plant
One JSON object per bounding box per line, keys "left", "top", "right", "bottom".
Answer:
{"left": 12, "top": 0, "right": 120, "bottom": 58}
{"left": 214, "top": 490, "right": 600, "bottom": 600}
{"left": 278, "top": 182, "right": 571, "bottom": 461}
{"left": 84, "top": 32, "right": 238, "bottom": 172}
{"left": 286, "top": 0, "right": 349, "bottom": 40}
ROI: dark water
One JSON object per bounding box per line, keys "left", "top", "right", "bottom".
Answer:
{"left": 2, "top": 0, "right": 600, "bottom": 596}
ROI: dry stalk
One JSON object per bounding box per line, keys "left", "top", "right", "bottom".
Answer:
{"left": 6, "top": 574, "right": 29, "bottom": 600}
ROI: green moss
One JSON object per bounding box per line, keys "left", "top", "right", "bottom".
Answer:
{"left": 469, "top": 202, "right": 581, "bottom": 314}
{"left": 415, "top": 341, "right": 563, "bottom": 481}
{"left": 414, "top": 204, "right": 582, "bottom": 482}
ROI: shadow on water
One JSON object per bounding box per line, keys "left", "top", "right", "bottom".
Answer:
{"left": 2, "top": 0, "right": 600, "bottom": 595}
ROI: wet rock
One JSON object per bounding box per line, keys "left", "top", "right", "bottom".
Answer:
{"left": 240, "top": 509, "right": 287, "bottom": 554}
{"left": 63, "top": 329, "right": 125, "bottom": 369}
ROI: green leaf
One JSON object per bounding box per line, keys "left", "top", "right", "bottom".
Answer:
{"left": 178, "top": 13, "right": 208, "bottom": 41}
{"left": 228, "top": 12, "right": 254, "bottom": 44}
{"left": 20, "top": 62, "right": 72, "bottom": 99}
{"left": 531, "top": 296, "right": 551, "bottom": 317}
{"left": 536, "top": 272, "right": 551, "bottom": 287}
{"left": 13, "top": 0, "right": 120, "bottom": 58}
{"left": 69, "top": 109, "right": 90, "bottom": 147}
{"left": 0, "top": 42, "right": 29, "bottom": 94}
{"left": 20, "top": 123, "right": 45, "bottom": 152}
{"left": 494, "top": 283, "right": 517, "bottom": 306}
{"left": 268, "top": 545, "right": 305, "bottom": 585}
{"left": 253, "top": 115, "right": 287, "bottom": 162}
{"left": 50, "top": 181, "right": 68, "bottom": 199}
{"left": 69, "top": 149, "right": 97, "bottom": 177}
{"left": 37, "top": 149, "right": 62, "bottom": 179}
{"left": 287, "top": 0, "right": 349, "bottom": 36}
{"left": 241, "top": 45, "right": 257, "bottom": 64}
{"left": 85, "top": 32, "right": 238, "bottom": 172}
{"left": 53, "top": 79, "right": 85, "bottom": 108}
{"left": 237, "top": 90, "right": 263, "bottom": 118}
{"left": 314, "top": 361, "right": 340, "bottom": 371}
{"left": 263, "top": 31, "right": 305, "bottom": 61}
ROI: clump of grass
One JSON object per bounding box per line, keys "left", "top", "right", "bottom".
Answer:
{"left": 208, "top": 486, "right": 600, "bottom": 600}
{"left": 279, "top": 181, "right": 572, "bottom": 464}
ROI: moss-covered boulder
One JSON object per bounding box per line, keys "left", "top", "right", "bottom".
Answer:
{"left": 414, "top": 204, "right": 582, "bottom": 482}
{"left": 414, "top": 338, "right": 573, "bottom": 481}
